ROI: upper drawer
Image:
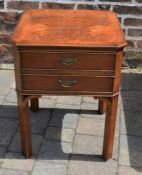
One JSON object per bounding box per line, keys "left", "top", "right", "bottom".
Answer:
{"left": 20, "top": 52, "right": 116, "bottom": 70}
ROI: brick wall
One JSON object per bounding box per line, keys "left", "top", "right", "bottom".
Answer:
{"left": 0, "top": 0, "right": 142, "bottom": 68}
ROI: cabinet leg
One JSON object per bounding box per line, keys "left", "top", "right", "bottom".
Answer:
{"left": 30, "top": 98, "right": 39, "bottom": 112}
{"left": 98, "top": 100, "right": 107, "bottom": 115}
{"left": 17, "top": 94, "right": 32, "bottom": 158}
{"left": 102, "top": 95, "right": 118, "bottom": 161}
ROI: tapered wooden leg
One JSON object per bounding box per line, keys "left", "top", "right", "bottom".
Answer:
{"left": 17, "top": 93, "right": 32, "bottom": 158}
{"left": 30, "top": 98, "right": 39, "bottom": 112}
{"left": 98, "top": 100, "right": 107, "bottom": 115}
{"left": 102, "top": 95, "right": 118, "bottom": 160}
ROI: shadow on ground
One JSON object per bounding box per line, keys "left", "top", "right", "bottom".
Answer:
{"left": 0, "top": 104, "right": 105, "bottom": 163}
{"left": 121, "top": 72, "right": 142, "bottom": 171}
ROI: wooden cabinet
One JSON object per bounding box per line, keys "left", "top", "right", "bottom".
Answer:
{"left": 11, "top": 9, "right": 127, "bottom": 160}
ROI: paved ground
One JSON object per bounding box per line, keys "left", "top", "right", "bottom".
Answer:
{"left": 0, "top": 69, "right": 142, "bottom": 175}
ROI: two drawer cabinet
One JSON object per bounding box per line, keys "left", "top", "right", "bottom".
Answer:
{"left": 20, "top": 49, "right": 116, "bottom": 96}
{"left": 11, "top": 9, "right": 127, "bottom": 160}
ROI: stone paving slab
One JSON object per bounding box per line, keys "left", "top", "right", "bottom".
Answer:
{"left": 30, "top": 109, "right": 51, "bottom": 135}
{"left": 120, "top": 111, "right": 142, "bottom": 136}
{"left": 121, "top": 73, "right": 142, "bottom": 91}
{"left": 81, "top": 102, "right": 98, "bottom": 110}
{"left": 79, "top": 111, "right": 105, "bottom": 119}
{"left": 0, "top": 169, "right": 29, "bottom": 175}
{"left": 121, "top": 91, "right": 142, "bottom": 98}
{"left": 80, "top": 102, "right": 105, "bottom": 119}
{"left": 56, "top": 96, "right": 82, "bottom": 105}
{"left": 50, "top": 107, "right": 79, "bottom": 129}
{"left": 112, "top": 138, "right": 119, "bottom": 161}
{"left": 0, "top": 103, "right": 18, "bottom": 119}
{"left": 82, "top": 97, "right": 98, "bottom": 104}
{"left": 55, "top": 103, "right": 81, "bottom": 110}
{"left": 0, "top": 146, "right": 6, "bottom": 158}
{"left": 45, "top": 127, "right": 75, "bottom": 143}
{"left": 121, "top": 96, "right": 142, "bottom": 112}
{"left": 8, "top": 133, "right": 43, "bottom": 155}
{"left": 32, "top": 161, "right": 67, "bottom": 175}
{"left": 1, "top": 152, "right": 35, "bottom": 172}
{"left": 119, "top": 166, "right": 142, "bottom": 175}
{"left": 119, "top": 135, "right": 142, "bottom": 167}
{"left": 0, "top": 71, "right": 14, "bottom": 95}
{"left": 76, "top": 117, "right": 104, "bottom": 136}
{"left": 0, "top": 118, "right": 18, "bottom": 146}
{"left": 38, "top": 140, "right": 72, "bottom": 164}
{"left": 17, "top": 109, "right": 51, "bottom": 135}
{"left": 67, "top": 156, "right": 117, "bottom": 175}
{"left": 73, "top": 134, "right": 103, "bottom": 155}
{"left": 5, "top": 88, "right": 17, "bottom": 103}
{"left": 39, "top": 98, "right": 56, "bottom": 108}
{"left": 0, "top": 94, "right": 5, "bottom": 105}
{"left": 0, "top": 87, "right": 10, "bottom": 96}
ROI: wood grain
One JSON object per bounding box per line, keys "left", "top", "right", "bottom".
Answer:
{"left": 11, "top": 9, "right": 126, "bottom": 48}
{"left": 20, "top": 51, "right": 116, "bottom": 70}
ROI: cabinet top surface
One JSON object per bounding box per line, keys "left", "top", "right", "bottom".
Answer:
{"left": 11, "top": 9, "right": 126, "bottom": 48}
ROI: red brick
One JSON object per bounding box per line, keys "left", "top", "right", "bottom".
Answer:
{"left": 100, "top": 0, "right": 131, "bottom": 1}
{"left": 0, "top": 44, "right": 13, "bottom": 63}
{"left": 125, "top": 51, "right": 142, "bottom": 68}
{"left": 124, "top": 18, "right": 142, "bottom": 26}
{"left": 128, "top": 29, "right": 142, "bottom": 37}
{"left": 0, "top": 12, "right": 20, "bottom": 21}
{"left": 137, "top": 41, "right": 142, "bottom": 48}
{"left": 5, "top": 12, "right": 20, "bottom": 21}
{"left": 118, "top": 17, "right": 122, "bottom": 23}
{"left": 0, "top": 34, "right": 10, "bottom": 44}
{"left": 7, "top": 1, "right": 39, "bottom": 10}
{"left": 113, "top": 6, "right": 142, "bottom": 14}
{"left": 0, "top": 21, "right": 4, "bottom": 32}
{"left": 126, "top": 51, "right": 142, "bottom": 58}
{"left": 42, "top": 2, "right": 74, "bottom": 9}
{"left": 4, "top": 21, "right": 17, "bottom": 33}
{"left": 77, "top": 4, "right": 111, "bottom": 10}
{"left": 123, "top": 29, "right": 126, "bottom": 34}
{"left": 0, "top": 13, "right": 4, "bottom": 21}
{"left": 0, "top": 0, "right": 4, "bottom": 9}
{"left": 127, "top": 40, "right": 135, "bottom": 48}
{"left": 136, "top": 0, "right": 142, "bottom": 2}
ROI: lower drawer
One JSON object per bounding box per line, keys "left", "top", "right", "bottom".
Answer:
{"left": 21, "top": 74, "right": 113, "bottom": 93}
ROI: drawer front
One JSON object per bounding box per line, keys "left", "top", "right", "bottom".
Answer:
{"left": 20, "top": 52, "right": 115, "bottom": 70}
{"left": 21, "top": 74, "right": 113, "bottom": 93}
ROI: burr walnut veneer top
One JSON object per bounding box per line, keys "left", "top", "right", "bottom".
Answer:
{"left": 11, "top": 9, "right": 126, "bottom": 48}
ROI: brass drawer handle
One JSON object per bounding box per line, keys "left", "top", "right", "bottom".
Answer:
{"left": 58, "top": 56, "right": 78, "bottom": 65}
{"left": 58, "top": 79, "right": 77, "bottom": 88}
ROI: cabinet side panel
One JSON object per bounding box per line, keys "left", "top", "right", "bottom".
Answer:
{"left": 13, "top": 45, "right": 22, "bottom": 91}
{"left": 113, "top": 50, "right": 123, "bottom": 94}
